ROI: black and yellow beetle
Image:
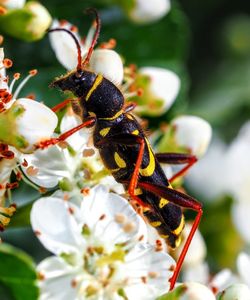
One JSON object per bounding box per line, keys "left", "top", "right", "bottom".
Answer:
{"left": 39, "top": 9, "right": 203, "bottom": 290}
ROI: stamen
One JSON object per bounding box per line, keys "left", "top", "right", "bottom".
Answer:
{"left": 13, "top": 70, "right": 38, "bottom": 99}
{"left": 9, "top": 73, "right": 21, "bottom": 93}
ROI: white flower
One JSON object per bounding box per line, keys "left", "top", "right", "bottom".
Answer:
{"left": 171, "top": 115, "right": 212, "bottom": 158}
{"left": 0, "top": 0, "right": 25, "bottom": 9}
{"left": 217, "top": 283, "right": 250, "bottom": 300}
{"left": 130, "top": 67, "right": 180, "bottom": 116}
{"left": 31, "top": 185, "right": 175, "bottom": 300}
{"left": 128, "top": 0, "right": 171, "bottom": 24}
{"left": 237, "top": 252, "right": 250, "bottom": 288}
{"left": 89, "top": 49, "right": 124, "bottom": 86}
{"left": 176, "top": 282, "right": 216, "bottom": 300}
{"left": 49, "top": 20, "right": 124, "bottom": 85}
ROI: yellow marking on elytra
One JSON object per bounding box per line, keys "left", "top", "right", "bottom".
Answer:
{"left": 127, "top": 114, "right": 134, "bottom": 120}
{"left": 134, "top": 188, "right": 143, "bottom": 195}
{"left": 114, "top": 152, "right": 126, "bottom": 168}
{"left": 160, "top": 234, "right": 169, "bottom": 239}
{"left": 150, "top": 221, "right": 162, "bottom": 227}
{"left": 132, "top": 129, "right": 139, "bottom": 135}
{"left": 159, "top": 198, "right": 169, "bottom": 209}
{"left": 86, "top": 74, "right": 103, "bottom": 101}
{"left": 172, "top": 215, "right": 185, "bottom": 236}
{"left": 139, "top": 138, "right": 155, "bottom": 177}
{"left": 99, "top": 127, "right": 111, "bottom": 137}
{"left": 174, "top": 236, "right": 182, "bottom": 248}
{"left": 99, "top": 110, "right": 123, "bottom": 121}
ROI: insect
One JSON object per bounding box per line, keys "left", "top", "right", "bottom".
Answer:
{"left": 39, "top": 8, "right": 203, "bottom": 290}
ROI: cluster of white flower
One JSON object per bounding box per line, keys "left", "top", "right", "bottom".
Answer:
{"left": 0, "top": 10, "right": 220, "bottom": 300}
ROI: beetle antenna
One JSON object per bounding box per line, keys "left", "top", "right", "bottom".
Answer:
{"left": 48, "top": 28, "right": 82, "bottom": 72}
{"left": 82, "top": 8, "right": 101, "bottom": 68}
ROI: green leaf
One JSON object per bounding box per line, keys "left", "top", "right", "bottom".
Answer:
{"left": 8, "top": 201, "right": 33, "bottom": 228}
{"left": 0, "top": 243, "right": 39, "bottom": 300}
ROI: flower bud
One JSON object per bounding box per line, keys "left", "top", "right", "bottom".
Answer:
{"left": 0, "top": 98, "right": 57, "bottom": 153}
{"left": 158, "top": 115, "right": 212, "bottom": 157}
{"left": 124, "top": 0, "right": 171, "bottom": 24}
{"left": 129, "top": 67, "right": 180, "bottom": 116}
{"left": 0, "top": 0, "right": 25, "bottom": 9}
{"left": 217, "top": 283, "right": 250, "bottom": 300}
{"left": 0, "top": 1, "right": 52, "bottom": 41}
{"left": 90, "top": 49, "right": 124, "bottom": 86}
{"left": 165, "top": 282, "right": 216, "bottom": 300}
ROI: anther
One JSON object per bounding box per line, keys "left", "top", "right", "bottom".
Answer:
{"left": 0, "top": 7, "right": 7, "bottom": 15}
{"left": 68, "top": 207, "right": 74, "bottom": 215}
{"left": 3, "top": 58, "right": 13, "bottom": 68}
{"left": 0, "top": 35, "right": 3, "bottom": 45}
{"left": 29, "top": 69, "right": 38, "bottom": 76}
{"left": 37, "top": 271, "right": 45, "bottom": 280}
{"left": 82, "top": 148, "right": 95, "bottom": 157}
{"left": 99, "top": 214, "right": 106, "bottom": 220}
{"left": 14, "top": 73, "right": 20, "bottom": 80}
{"left": 81, "top": 187, "right": 90, "bottom": 196}
{"left": 26, "top": 166, "right": 39, "bottom": 176}
{"left": 148, "top": 271, "right": 159, "bottom": 279}
{"left": 123, "top": 221, "right": 136, "bottom": 233}
{"left": 22, "top": 159, "right": 28, "bottom": 167}
{"left": 71, "top": 279, "right": 78, "bottom": 288}
{"left": 115, "top": 213, "right": 127, "bottom": 224}
{"left": 34, "top": 230, "right": 42, "bottom": 236}
{"left": 59, "top": 19, "right": 68, "bottom": 26}
{"left": 141, "top": 276, "right": 147, "bottom": 284}
{"left": 70, "top": 25, "right": 78, "bottom": 32}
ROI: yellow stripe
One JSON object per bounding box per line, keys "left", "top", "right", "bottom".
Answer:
{"left": 134, "top": 188, "right": 143, "bottom": 195}
{"left": 150, "top": 221, "right": 162, "bottom": 227}
{"left": 159, "top": 198, "right": 169, "bottom": 209}
{"left": 127, "top": 114, "right": 134, "bottom": 120}
{"left": 99, "top": 127, "right": 111, "bottom": 137}
{"left": 172, "top": 215, "right": 185, "bottom": 236}
{"left": 132, "top": 129, "right": 139, "bottom": 135}
{"left": 86, "top": 74, "right": 103, "bottom": 101}
{"left": 139, "top": 138, "right": 155, "bottom": 177}
{"left": 99, "top": 110, "right": 123, "bottom": 121}
{"left": 160, "top": 234, "right": 169, "bottom": 239}
{"left": 114, "top": 152, "right": 126, "bottom": 168}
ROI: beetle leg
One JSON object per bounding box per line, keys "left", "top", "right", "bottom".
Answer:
{"left": 51, "top": 98, "right": 72, "bottom": 112}
{"left": 36, "top": 117, "right": 96, "bottom": 149}
{"left": 135, "top": 181, "right": 202, "bottom": 291}
{"left": 155, "top": 153, "right": 197, "bottom": 183}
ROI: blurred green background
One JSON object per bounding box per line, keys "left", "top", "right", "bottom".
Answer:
{"left": 1, "top": 0, "right": 250, "bottom": 296}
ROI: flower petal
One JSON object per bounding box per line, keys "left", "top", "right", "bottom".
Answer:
{"left": 124, "top": 243, "right": 175, "bottom": 299}
{"left": 38, "top": 256, "right": 79, "bottom": 300}
{"left": 232, "top": 202, "right": 250, "bottom": 243}
{"left": 31, "top": 196, "right": 83, "bottom": 255}
{"left": 49, "top": 20, "right": 85, "bottom": 70}
{"left": 237, "top": 252, "right": 250, "bottom": 287}
{"left": 81, "top": 185, "right": 147, "bottom": 246}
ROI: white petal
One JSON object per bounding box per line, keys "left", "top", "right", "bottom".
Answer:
{"left": 209, "top": 269, "right": 237, "bottom": 292}
{"left": 139, "top": 67, "right": 180, "bottom": 115}
{"left": 232, "top": 202, "right": 250, "bottom": 243}
{"left": 183, "top": 262, "right": 209, "bottom": 285}
{"left": 15, "top": 98, "right": 57, "bottom": 152}
{"left": 237, "top": 252, "right": 250, "bottom": 287}
{"left": 175, "top": 223, "right": 207, "bottom": 268}
{"left": 60, "top": 110, "right": 90, "bottom": 152}
{"left": 81, "top": 185, "right": 147, "bottom": 246}
{"left": 38, "top": 256, "right": 79, "bottom": 300}
{"left": 179, "top": 282, "right": 216, "bottom": 300}
{"left": 31, "top": 196, "right": 83, "bottom": 255}
{"left": 49, "top": 20, "right": 86, "bottom": 70}
{"left": 124, "top": 243, "right": 175, "bottom": 300}
{"left": 218, "top": 283, "right": 250, "bottom": 300}
{"left": 1, "top": 0, "right": 25, "bottom": 9}
{"left": 129, "top": 0, "right": 170, "bottom": 24}
{"left": 90, "top": 49, "right": 124, "bottom": 85}
{"left": 21, "top": 146, "right": 70, "bottom": 188}
{"left": 187, "top": 138, "right": 227, "bottom": 201}
{"left": 171, "top": 115, "right": 212, "bottom": 157}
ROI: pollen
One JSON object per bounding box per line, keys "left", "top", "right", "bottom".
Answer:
{"left": 29, "top": 69, "right": 38, "bottom": 76}
{"left": 14, "top": 73, "right": 20, "bottom": 80}
{"left": 123, "top": 221, "right": 136, "bottom": 233}
{"left": 37, "top": 271, "right": 45, "bottom": 281}
{"left": 114, "top": 213, "right": 127, "bottom": 224}
{"left": 26, "top": 166, "right": 39, "bottom": 176}
{"left": 148, "top": 271, "right": 159, "bottom": 279}
{"left": 3, "top": 58, "right": 13, "bottom": 68}
{"left": 81, "top": 187, "right": 90, "bottom": 196}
